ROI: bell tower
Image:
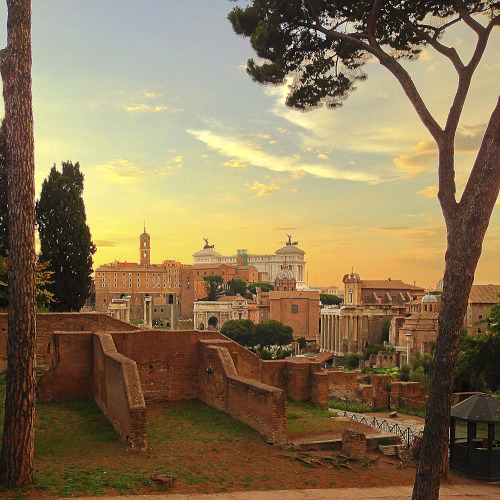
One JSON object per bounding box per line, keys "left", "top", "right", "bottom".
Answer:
{"left": 140, "top": 226, "right": 151, "bottom": 267}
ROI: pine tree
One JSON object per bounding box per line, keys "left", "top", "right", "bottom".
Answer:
{"left": 229, "top": 3, "right": 500, "bottom": 498}
{"left": 36, "top": 161, "right": 96, "bottom": 312}
{"left": 0, "top": 0, "right": 37, "bottom": 487}
{"left": 0, "top": 120, "right": 7, "bottom": 257}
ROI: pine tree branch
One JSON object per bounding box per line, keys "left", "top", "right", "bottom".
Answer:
{"left": 367, "top": 0, "right": 383, "bottom": 39}
{"left": 389, "top": 10, "right": 464, "bottom": 72}
{"left": 455, "top": 0, "right": 487, "bottom": 35}
{"left": 301, "top": 19, "right": 444, "bottom": 144}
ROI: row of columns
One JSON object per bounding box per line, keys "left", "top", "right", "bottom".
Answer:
{"left": 320, "top": 313, "right": 363, "bottom": 354}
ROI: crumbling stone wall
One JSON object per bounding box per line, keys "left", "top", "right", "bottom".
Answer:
{"left": 198, "top": 340, "right": 287, "bottom": 443}
{"left": 0, "top": 312, "right": 138, "bottom": 369}
{"left": 93, "top": 334, "right": 146, "bottom": 449}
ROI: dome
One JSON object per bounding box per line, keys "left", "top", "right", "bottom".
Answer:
{"left": 275, "top": 245, "right": 305, "bottom": 255}
{"left": 343, "top": 272, "right": 361, "bottom": 283}
{"left": 192, "top": 248, "right": 222, "bottom": 258}
{"left": 422, "top": 293, "right": 438, "bottom": 303}
{"left": 276, "top": 266, "right": 295, "bottom": 280}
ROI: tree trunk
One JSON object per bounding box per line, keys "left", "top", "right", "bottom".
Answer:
{"left": 412, "top": 97, "right": 500, "bottom": 499}
{"left": 0, "top": 0, "right": 36, "bottom": 487}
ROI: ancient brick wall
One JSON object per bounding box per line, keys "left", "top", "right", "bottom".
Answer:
{"left": 0, "top": 312, "right": 138, "bottom": 369}
{"left": 198, "top": 341, "right": 287, "bottom": 443}
{"left": 390, "top": 381, "right": 427, "bottom": 401}
{"left": 328, "top": 370, "right": 359, "bottom": 395}
{"left": 110, "top": 330, "right": 260, "bottom": 402}
{"left": 311, "top": 371, "right": 329, "bottom": 407}
{"left": 260, "top": 359, "right": 286, "bottom": 389}
{"left": 37, "top": 332, "right": 94, "bottom": 401}
{"left": 372, "top": 374, "right": 391, "bottom": 409}
{"left": 93, "top": 334, "right": 146, "bottom": 450}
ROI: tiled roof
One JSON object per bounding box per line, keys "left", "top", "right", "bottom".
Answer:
{"left": 361, "top": 279, "right": 424, "bottom": 291}
{"left": 468, "top": 284, "right": 500, "bottom": 304}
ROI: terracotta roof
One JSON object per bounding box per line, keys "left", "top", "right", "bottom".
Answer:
{"left": 468, "top": 284, "right": 500, "bottom": 305}
{"left": 316, "top": 352, "right": 335, "bottom": 363}
{"left": 361, "top": 279, "right": 424, "bottom": 291}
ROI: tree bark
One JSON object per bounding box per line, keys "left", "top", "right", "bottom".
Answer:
{"left": 412, "top": 97, "right": 500, "bottom": 499}
{"left": 0, "top": 0, "right": 36, "bottom": 487}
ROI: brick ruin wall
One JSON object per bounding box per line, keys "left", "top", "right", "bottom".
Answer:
{"left": 32, "top": 325, "right": 327, "bottom": 447}
{"left": 93, "top": 334, "right": 146, "bottom": 449}
{"left": 0, "top": 312, "right": 138, "bottom": 370}
{"left": 198, "top": 340, "right": 287, "bottom": 443}
{"left": 327, "top": 370, "right": 427, "bottom": 409}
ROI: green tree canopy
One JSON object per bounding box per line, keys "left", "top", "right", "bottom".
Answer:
{"left": 36, "top": 161, "right": 96, "bottom": 312}
{"left": 0, "top": 256, "right": 54, "bottom": 311}
{"left": 220, "top": 319, "right": 256, "bottom": 347}
{"left": 255, "top": 319, "right": 293, "bottom": 349}
{"left": 454, "top": 300, "right": 500, "bottom": 393}
{"left": 203, "top": 274, "right": 224, "bottom": 301}
{"left": 226, "top": 278, "right": 247, "bottom": 297}
{"left": 248, "top": 282, "right": 274, "bottom": 294}
{"left": 320, "top": 293, "right": 342, "bottom": 306}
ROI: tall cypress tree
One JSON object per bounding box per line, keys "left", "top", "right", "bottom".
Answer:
{"left": 36, "top": 161, "right": 96, "bottom": 312}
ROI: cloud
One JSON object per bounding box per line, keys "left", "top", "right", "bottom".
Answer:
{"left": 222, "top": 159, "right": 248, "bottom": 168}
{"left": 393, "top": 140, "right": 437, "bottom": 178}
{"left": 418, "top": 185, "right": 439, "bottom": 198}
{"left": 371, "top": 224, "right": 444, "bottom": 241}
{"left": 317, "top": 153, "right": 329, "bottom": 160}
{"left": 257, "top": 134, "right": 270, "bottom": 139}
{"left": 94, "top": 240, "right": 115, "bottom": 247}
{"left": 420, "top": 49, "right": 433, "bottom": 61}
{"left": 187, "top": 129, "right": 381, "bottom": 184}
{"left": 455, "top": 123, "right": 486, "bottom": 152}
{"left": 144, "top": 92, "right": 160, "bottom": 98}
{"left": 269, "top": 140, "right": 276, "bottom": 144}
{"left": 125, "top": 103, "right": 181, "bottom": 113}
{"left": 96, "top": 159, "right": 144, "bottom": 184}
{"left": 246, "top": 181, "right": 280, "bottom": 198}
{"left": 393, "top": 154, "right": 428, "bottom": 178}
{"left": 371, "top": 226, "right": 410, "bottom": 232}
{"left": 273, "top": 227, "right": 296, "bottom": 231}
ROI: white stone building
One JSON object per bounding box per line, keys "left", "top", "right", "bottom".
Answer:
{"left": 192, "top": 236, "right": 307, "bottom": 289}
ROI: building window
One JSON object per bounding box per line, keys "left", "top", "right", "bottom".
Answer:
{"left": 291, "top": 305, "right": 298, "bottom": 313}
{"left": 479, "top": 314, "right": 483, "bottom": 319}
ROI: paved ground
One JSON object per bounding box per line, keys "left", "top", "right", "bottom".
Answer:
{"left": 77, "top": 484, "right": 500, "bottom": 499}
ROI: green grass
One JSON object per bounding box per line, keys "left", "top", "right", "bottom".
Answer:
{"left": 328, "top": 399, "right": 375, "bottom": 413}
{"left": 286, "top": 399, "right": 337, "bottom": 436}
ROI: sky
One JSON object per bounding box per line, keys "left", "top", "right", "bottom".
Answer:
{"left": 0, "top": 1, "right": 498, "bottom": 290}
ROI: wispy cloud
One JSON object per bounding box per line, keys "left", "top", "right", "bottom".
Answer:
{"left": 96, "top": 159, "right": 144, "bottom": 184}
{"left": 418, "top": 185, "right": 439, "bottom": 198}
{"left": 144, "top": 92, "right": 160, "bottom": 98}
{"left": 187, "top": 128, "right": 381, "bottom": 184}
{"left": 94, "top": 240, "right": 115, "bottom": 247}
{"left": 246, "top": 181, "right": 280, "bottom": 198}
{"left": 371, "top": 225, "right": 444, "bottom": 242}
{"left": 222, "top": 159, "right": 248, "bottom": 168}
{"left": 125, "top": 104, "right": 176, "bottom": 113}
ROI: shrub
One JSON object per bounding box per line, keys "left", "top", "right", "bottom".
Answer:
{"left": 345, "top": 353, "right": 361, "bottom": 370}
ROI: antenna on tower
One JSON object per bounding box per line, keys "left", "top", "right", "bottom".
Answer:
{"left": 144, "top": 220, "right": 146, "bottom": 233}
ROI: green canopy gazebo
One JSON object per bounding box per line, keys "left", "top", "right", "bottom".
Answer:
{"left": 449, "top": 394, "right": 500, "bottom": 482}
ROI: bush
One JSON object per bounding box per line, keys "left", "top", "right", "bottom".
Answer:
{"left": 363, "top": 345, "right": 379, "bottom": 361}
{"left": 399, "top": 362, "right": 410, "bottom": 382}
{"left": 345, "top": 353, "right": 361, "bottom": 370}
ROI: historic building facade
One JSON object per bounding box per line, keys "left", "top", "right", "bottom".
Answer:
{"left": 319, "top": 272, "right": 425, "bottom": 356}
{"left": 192, "top": 235, "right": 307, "bottom": 289}
{"left": 193, "top": 294, "right": 251, "bottom": 331}
{"left": 95, "top": 229, "right": 184, "bottom": 327}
